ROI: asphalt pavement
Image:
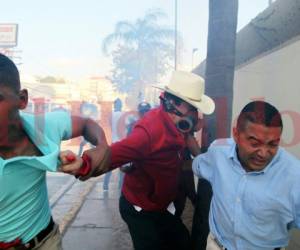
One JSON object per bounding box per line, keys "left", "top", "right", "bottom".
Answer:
{"left": 47, "top": 170, "right": 133, "bottom": 250}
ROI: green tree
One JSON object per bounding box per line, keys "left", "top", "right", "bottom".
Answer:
{"left": 102, "top": 9, "right": 174, "bottom": 95}
{"left": 109, "top": 45, "right": 140, "bottom": 93}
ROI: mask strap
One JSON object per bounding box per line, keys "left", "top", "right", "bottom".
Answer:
{"left": 160, "top": 95, "right": 184, "bottom": 117}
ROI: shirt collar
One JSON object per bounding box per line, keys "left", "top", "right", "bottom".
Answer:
{"left": 228, "top": 139, "right": 281, "bottom": 175}
{"left": 228, "top": 140, "right": 237, "bottom": 160}
{"left": 0, "top": 113, "right": 60, "bottom": 172}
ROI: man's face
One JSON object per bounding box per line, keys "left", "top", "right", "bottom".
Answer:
{"left": 233, "top": 121, "right": 282, "bottom": 172}
{"left": 173, "top": 101, "right": 202, "bottom": 133}
{"left": 0, "top": 85, "right": 27, "bottom": 143}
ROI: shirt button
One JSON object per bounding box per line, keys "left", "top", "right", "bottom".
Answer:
{"left": 236, "top": 197, "right": 241, "bottom": 203}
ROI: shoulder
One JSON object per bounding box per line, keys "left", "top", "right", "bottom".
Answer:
{"left": 44, "top": 111, "right": 72, "bottom": 141}
{"left": 195, "top": 138, "right": 233, "bottom": 164}
{"left": 20, "top": 111, "right": 71, "bottom": 128}
{"left": 20, "top": 112, "right": 34, "bottom": 123}
{"left": 136, "top": 108, "right": 162, "bottom": 134}
{"left": 45, "top": 110, "right": 71, "bottom": 121}
{"left": 277, "top": 148, "right": 300, "bottom": 177}
{"left": 133, "top": 108, "right": 173, "bottom": 149}
{"left": 208, "top": 138, "right": 234, "bottom": 156}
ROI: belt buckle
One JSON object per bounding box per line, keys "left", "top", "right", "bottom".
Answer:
{"left": 23, "top": 242, "right": 32, "bottom": 249}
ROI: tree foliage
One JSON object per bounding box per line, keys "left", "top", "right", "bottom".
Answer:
{"left": 102, "top": 9, "right": 174, "bottom": 94}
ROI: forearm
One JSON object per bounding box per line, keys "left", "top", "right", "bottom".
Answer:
{"left": 82, "top": 118, "right": 107, "bottom": 146}
{"left": 79, "top": 146, "right": 112, "bottom": 181}
{"left": 80, "top": 119, "right": 110, "bottom": 178}
{"left": 60, "top": 116, "right": 109, "bottom": 180}
{"left": 186, "top": 134, "right": 201, "bottom": 156}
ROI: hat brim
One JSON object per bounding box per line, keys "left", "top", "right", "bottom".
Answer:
{"left": 153, "top": 85, "right": 215, "bottom": 115}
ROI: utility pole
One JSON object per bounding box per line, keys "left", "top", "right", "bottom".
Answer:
{"left": 191, "top": 48, "right": 198, "bottom": 69}
{"left": 174, "top": 0, "right": 178, "bottom": 70}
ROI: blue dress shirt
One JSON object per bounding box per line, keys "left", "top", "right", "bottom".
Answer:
{"left": 192, "top": 138, "right": 300, "bottom": 250}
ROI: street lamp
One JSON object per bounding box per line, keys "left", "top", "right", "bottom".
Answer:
{"left": 174, "top": 0, "right": 178, "bottom": 70}
{"left": 191, "top": 48, "right": 198, "bottom": 69}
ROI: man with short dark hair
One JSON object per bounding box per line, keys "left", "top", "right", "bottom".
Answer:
{"left": 192, "top": 101, "right": 300, "bottom": 250}
{"left": 62, "top": 71, "right": 215, "bottom": 250}
{"left": 0, "top": 53, "right": 108, "bottom": 250}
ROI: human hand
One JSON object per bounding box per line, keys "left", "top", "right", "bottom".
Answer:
{"left": 59, "top": 150, "right": 83, "bottom": 175}
{"left": 82, "top": 145, "right": 110, "bottom": 172}
{"left": 78, "top": 144, "right": 111, "bottom": 181}
{"left": 185, "top": 134, "right": 201, "bottom": 156}
{"left": 193, "top": 118, "right": 203, "bottom": 132}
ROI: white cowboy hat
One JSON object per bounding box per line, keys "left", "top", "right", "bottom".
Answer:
{"left": 154, "top": 71, "right": 215, "bottom": 114}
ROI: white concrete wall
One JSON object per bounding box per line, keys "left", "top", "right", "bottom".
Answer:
{"left": 233, "top": 36, "right": 300, "bottom": 158}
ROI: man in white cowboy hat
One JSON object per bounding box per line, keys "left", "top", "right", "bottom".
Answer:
{"left": 61, "top": 70, "right": 215, "bottom": 250}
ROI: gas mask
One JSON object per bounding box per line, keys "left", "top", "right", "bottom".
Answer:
{"left": 176, "top": 115, "right": 197, "bottom": 133}
{"left": 160, "top": 94, "right": 199, "bottom": 134}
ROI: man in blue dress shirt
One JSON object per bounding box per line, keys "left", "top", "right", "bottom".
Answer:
{"left": 0, "top": 53, "right": 108, "bottom": 250}
{"left": 192, "top": 101, "right": 300, "bottom": 250}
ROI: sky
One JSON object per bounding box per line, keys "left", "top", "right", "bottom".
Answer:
{"left": 1, "top": 0, "right": 270, "bottom": 82}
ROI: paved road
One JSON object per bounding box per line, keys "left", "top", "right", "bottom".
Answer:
{"left": 47, "top": 171, "right": 133, "bottom": 250}
{"left": 47, "top": 172, "right": 73, "bottom": 200}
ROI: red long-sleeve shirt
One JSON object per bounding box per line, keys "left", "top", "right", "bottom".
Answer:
{"left": 111, "top": 106, "right": 185, "bottom": 211}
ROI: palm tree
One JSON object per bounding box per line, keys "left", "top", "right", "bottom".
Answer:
{"left": 191, "top": 0, "right": 239, "bottom": 249}
{"left": 102, "top": 9, "right": 175, "bottom": 97}
{"left": 204, "top": 0, "right": 238, "bottom": 143}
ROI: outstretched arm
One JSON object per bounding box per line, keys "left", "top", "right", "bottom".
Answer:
{"left": 60, "top": 116, "right": 109, "bottom": 178}
{"left": 71, "top": 116, "right": 107, "bottom": 146}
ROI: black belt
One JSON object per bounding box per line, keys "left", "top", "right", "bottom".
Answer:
{"left": 26, "top": 217, "right": 55, "bottom": 249}
{"left": 0, "top": 218, "right": 55, "bottom": 250}
{"left": 212, "top": 234, "right": 282, "bottom": 250}
{"left": 219, "top": 247, "right": 281, "bottom": 250}
{"left": 212, "top": 248, "right": 281, "bottom": 250}
{"left": 221, "top": 247, "right": 282, "bottom": 249}
{"left": 220, "top": 248, "right": 280, "bottom": 250}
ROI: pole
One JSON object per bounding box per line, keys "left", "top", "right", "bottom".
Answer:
{"left": 174, "top": 0, "right": 178, "bottom": 70}
{"left": 192, "top": 48, "right": 198, "bottom": 69}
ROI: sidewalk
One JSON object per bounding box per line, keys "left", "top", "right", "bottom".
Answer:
{"left": 60, "top": 172, "right": 133, "bottom": 250}
{"left": 56, "top": 171, "right": 194, "bottom": 250}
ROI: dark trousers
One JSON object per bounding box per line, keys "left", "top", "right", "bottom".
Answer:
{"left": 191, "top": 179, "right": 213, "bottom": 250}
{"left": 174, "top": 168, "right": 197, "bottom": 218}
{"left": 119, "top": 195, "right": 191, "bottom": 250}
